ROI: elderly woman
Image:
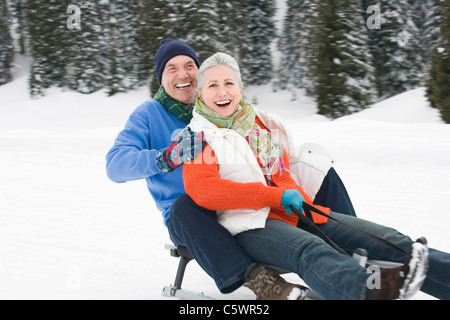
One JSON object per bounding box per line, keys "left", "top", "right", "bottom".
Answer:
{"left": 183, "top": 52, "right": 449, "bottom": 300}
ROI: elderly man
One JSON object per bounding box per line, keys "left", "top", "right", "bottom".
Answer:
{"left": 106, "top": 39, "right": 255, "bottom": 294}
{"left": 106, "top": 38, "right": 356, "bottom": 298}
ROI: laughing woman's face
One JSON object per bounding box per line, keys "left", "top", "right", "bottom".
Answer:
{"left": 197, "top": 65, "right": 243, "bottom": 118}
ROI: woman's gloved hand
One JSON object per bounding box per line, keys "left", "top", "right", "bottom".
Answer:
{"left": 281, "top": 189, "right": 304, "bottom": 214}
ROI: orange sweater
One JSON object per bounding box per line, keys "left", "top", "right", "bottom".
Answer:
{"left": 183, "top": 117, "right": 329, "bottom": 227}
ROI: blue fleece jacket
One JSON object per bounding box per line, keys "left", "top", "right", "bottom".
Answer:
{"left": 106, "top": 99, "right": 188, "bottom": 224}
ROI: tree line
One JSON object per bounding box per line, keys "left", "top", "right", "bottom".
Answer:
{"left": 0, "top": 0, "right": 449, "bottom": 122}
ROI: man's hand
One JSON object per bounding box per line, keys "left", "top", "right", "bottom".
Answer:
{"left": 156, "top": 127, "right": 205, "bottom": 173}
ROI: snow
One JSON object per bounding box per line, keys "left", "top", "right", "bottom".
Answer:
{"left": 1, "top": 55, "right": 449, "bottom": 300}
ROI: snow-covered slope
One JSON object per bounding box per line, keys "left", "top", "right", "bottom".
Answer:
{"left": 0, "top": 55, "right": 448, "bottom": 300}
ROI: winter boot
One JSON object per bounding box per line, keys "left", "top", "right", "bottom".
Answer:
{"left": 367, "top": 237, "right": 429, "bottom": 300}
{"left": 244, "top": 264, "right": 310, "bottom": 300}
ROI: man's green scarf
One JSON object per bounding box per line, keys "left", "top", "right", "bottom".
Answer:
{"left": 195, "top": 97, "right": 286, "bottom": 178}
{"left": 154, "top": 86, "right": 194, "bottom": 122}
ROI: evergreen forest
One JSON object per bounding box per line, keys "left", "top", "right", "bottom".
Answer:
{"left": 1, "top": 0, "right": 449, "bottom": 122}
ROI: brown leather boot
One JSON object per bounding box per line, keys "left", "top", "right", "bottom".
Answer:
{"left": 244, "top": 265, "right": 310, "bottom": 300}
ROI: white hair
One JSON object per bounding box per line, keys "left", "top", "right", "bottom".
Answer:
{"left": 197, "top": 52, "right": 243, "bottom": 92}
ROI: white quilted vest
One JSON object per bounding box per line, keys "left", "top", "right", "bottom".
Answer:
{"left": 188, "top": 108, "right": 334, "bottom": 235}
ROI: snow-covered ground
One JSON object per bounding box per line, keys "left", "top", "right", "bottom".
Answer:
{"left": 1, "top": 55, "right": 449, "bottom": 300}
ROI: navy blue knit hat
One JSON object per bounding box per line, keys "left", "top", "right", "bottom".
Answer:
{"left": 153, "top": 38, "right": 200, "bottom": 85}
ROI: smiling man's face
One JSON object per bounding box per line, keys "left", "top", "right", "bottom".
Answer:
{"left": 161, "top": 55, "right": 198, "bottom": 104}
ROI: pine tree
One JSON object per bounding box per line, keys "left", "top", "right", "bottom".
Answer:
{"left": 241, "top": 0, "right": 277, "bottom": 85}
{"left": 278, "top": 0, "right": 315, "bottom": 93}
{"left": 366, "top": 1, "right": 402, "bottom": 98}
{"left": 427, "top": 0, "right": 450, "bottom": 123}
{"left": 216, "top": 1, "right": 248, "bottom": 59}
{"left": 104, "top": 0, "right": 142, "bottom": 96}
{"left": 165, "top": 0, "right": 191, "bottom": 40}
{"left": 104, "top": 2, "right": 126, "bottom": 98}
{"left": 408, "top": 0, "right": 443, "bottom": 83}
{"left": 309, "top": 0, "right": 347, "bottom": 118}
{"left": 8, "top": 0, "right": 29, "bottom": 55}
{"left": 309, "top": 0, "right": 375, "bottom": 118}
{"left": 27, "top": 0, "right": 70, "bottom": 97}
{"left": 0, "top": 0, "right": 14, "bottom": 85}
{"left": 365, "top": 0, "right": 423, "bottom": 98}
{"left": 183, "top": 0, "right": 221, "bottom": 63}
{"left": 337, "top": 0, "right": 376, "bottom": 112}
{"left": 363, "top": 0, "right": 443, "bottom": 98}
{"left": 136, "top": 0, "right": 172, "bottom": 95}
{"left": 422, "top": 0, "right": 444, "bottom": 56}
{"left": 203, "top": 0, "right": 255, "bottom": 86}
{"left": 66, "top": 1, "right": 105, "bottom": 94}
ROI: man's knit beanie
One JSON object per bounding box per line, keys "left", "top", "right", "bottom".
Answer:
{"left": 153, "top": 38, "right": 200, "bottom": 85}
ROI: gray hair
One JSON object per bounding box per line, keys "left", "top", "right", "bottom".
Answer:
{"left": 197, "top": 52, "right": 243, "bottom": 92}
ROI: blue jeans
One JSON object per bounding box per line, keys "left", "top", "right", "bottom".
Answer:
{"left": 235, "top": 212, "right": 450, "bottom": 300}
{"left": 314, "top": 168, "right": 356, "bottom": 217}
{"left": 165, "top": 169, "right": 358, "bottom": 294}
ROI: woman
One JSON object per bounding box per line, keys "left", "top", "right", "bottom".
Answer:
{"left": 183, "top": 52, "right": 450, "bottom": 300}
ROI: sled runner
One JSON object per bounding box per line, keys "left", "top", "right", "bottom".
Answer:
{"left": 162, "top": 203, "right": 429, "bottom": 300}
{"left": 162, "top": 244, "right": 215, "bottom": 300}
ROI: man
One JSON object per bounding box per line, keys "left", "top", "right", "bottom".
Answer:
{"left": 106, "top": 39, "right": 255, "bottom": 293}
{"left": 105, "top": 38, "right": 356, "bottom": 298}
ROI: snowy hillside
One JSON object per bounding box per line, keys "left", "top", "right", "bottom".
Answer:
{"left": 0, "top": 55, "right": 449, "bottom": 300}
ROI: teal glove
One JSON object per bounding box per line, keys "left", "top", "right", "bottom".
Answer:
{"left": 281, "top": 190, "right": 304, "bottom": 214}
